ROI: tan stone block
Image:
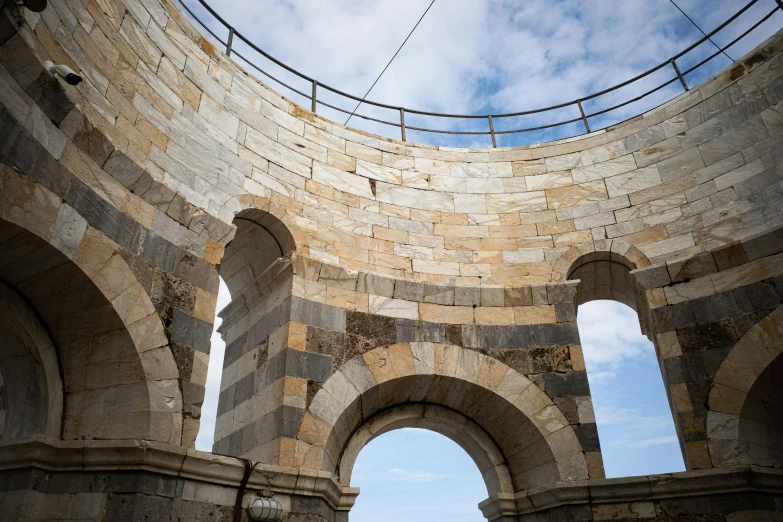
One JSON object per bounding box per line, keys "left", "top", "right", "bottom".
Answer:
{"left": 204, "top": 240, "right": 224, "bottom": 264}
{"left": 387, "top": 343, "right": 416, "bottom": 378}
{"left": 297, "top": 411, "right": 331, "bottom": 446}
{"left": 569, "top": 345, "right": 586, "bottom": 371}
{"left": 657, "top": 331, "right": 682, "bottom": 358}
{"left": 326, "top": 286, "right": 369, "bottom": 313}
{"left": 710, "top": 253, "right": 783, "bottom": 294}
{"left": 293, "top": 439, "right": 325, "bottom": 469}
{"left": 712, "top": 241, "right": 748, "bottom": 271}
{"left": 287, "top": 321, "right": 307, "bottom": 351}
{"left": 283, "top": 377, "right": 307, "bottom": 410}
{"left": 192, "top": 287, "right": 217, "bottom": 323}
{"left": 585, "top": 451, "right": 606, "bottom": 480}
{"left": 671, "top": 383, "right": 693, "bottom": 412}
{"left": 474, "top": 307, "right": 515, "bottom": 325}
{"left": 120, "top": 193, "right": 155, "bottom": 229}
{"left": 617, "top": 225, "right": 668, "bottom": 246}
{"left": 475, "top": 356, "right": 508, "bottom": 391}
{"left": 514, "top": 305, "right": 556, "bottom": 324}
{"left": 278, "top": 436, "right": 297, "bottom": 468}
{"left": 433, "top": 344, "right": 460, "bottom": 377}
{"left": 708, "top": 383, "right": 746, "bottom": 415}
{"left": 419, "top": 303, "right": 474, "bottom": 324}
{"left": 545, "top": 180, "right": 608, "bottom": 209}
{"left": 663, "top": 276, "right": 715, "bottom": 304}
{"left": 191, "top": 351, "right": 209, "bottom": 387}
{"left": 685, "top": 440, "right": 711, "bottom": 469}
{"left": 127, "top": 312, "right": 169, "bottom": 351}
{"left": 181, "top": 418, "right": 200, "bottom": 449}
{"left": 647, "top": 287, "right": 667, "bottom": 308}
{"left": 72, "top": 226, "right": 118, "bottom": 278}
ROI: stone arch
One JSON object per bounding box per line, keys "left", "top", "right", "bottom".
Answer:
{"left": 339, "top": 403, "right": 514, "bottom": 496}
{"left": 0, "top": 168, "right": 181, "bottom": 443}
{"left": 556, "top": 239, "right": 652, "bottom": 336}
{"left": 295, "top": 342, "right": 588, "bottom": 494}
{"left": 0, "top": 280, "right": 63, "bottom": 441}
{"left": 707, "top": 305, "right": 783, "bottom": 468}
{"left": 218, "top": 194, "right": 298, "bottom": 298}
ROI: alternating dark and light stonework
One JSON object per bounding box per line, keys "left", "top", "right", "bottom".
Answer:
{"left": 0, "top": 0, "right": 782, "bottom": 519}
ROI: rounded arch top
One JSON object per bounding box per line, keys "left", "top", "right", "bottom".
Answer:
{"left": 707, "top": 305, "right": 783, "bottom": 468}
{"left": 219, "top": 195, "right": 298, "bottom": 298}
{"left": 339, "top": 403, "right": 514, "bottom": 497}
{"left": 295, "top": 342, "right": 589, "bottom": 493}
{"left": 0, "top": 167, "right": 181, "bottom": 444}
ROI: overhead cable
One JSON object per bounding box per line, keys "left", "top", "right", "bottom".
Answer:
{"left": 344, "top": 0, "right": 437, "bottom": 125}
{"left": 667, "top": 0, "right": 735, "bottom": 62}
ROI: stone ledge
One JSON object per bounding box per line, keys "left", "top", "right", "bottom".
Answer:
{"left": 0, "top": 436, "right": 348, "bottom": 510}
{"left": 478, "top": 465, "right": 783, "bottom": 520}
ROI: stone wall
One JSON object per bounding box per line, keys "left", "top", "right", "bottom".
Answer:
{"left": 0, "top": 0, "right": 782, "bottom": 519}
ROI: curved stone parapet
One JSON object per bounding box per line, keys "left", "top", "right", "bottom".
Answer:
{"left": 2, "top": 0, "right": 781, "bottom": 286}
{"left": 1, "top": 0, "right": 783, "bottom": 519}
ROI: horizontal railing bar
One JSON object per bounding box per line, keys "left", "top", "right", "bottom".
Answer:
{"left": 493, "top": 116, "right": 584, "bottom": 135}
{"left": 681, "top": 6, "right": 778, "bottom": 77}
{"left": 579, "top": 0, "right": 761, "bottom": 103}
{"left": 176, "top": 0, "right": 779, "bottom": 140}
{"left": 586, "top": 77, "right": 680, "bottom": 119}
{"left": 177, "top": 0, "right": 227, "bottom": 46}
{"left": 231, "top": 50, "right": 313, "bottom": 99}
{"left": 182, "top": 0, "right": 763, "bottom": 121}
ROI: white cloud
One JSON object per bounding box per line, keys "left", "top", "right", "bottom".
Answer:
{"left": 628, "top": 435, "right": 680, "bottom": 448}
{"left": 184, "top": 0, "right": 782, "bottom": 146}
{"left": 354, "top": 467, "right": 454, "bottom": 483}
{"left": 576, "top": 300, "right": 652, "bottom": 377}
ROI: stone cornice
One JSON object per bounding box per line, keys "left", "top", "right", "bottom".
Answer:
{"left": 0, "top": 437, "right": 350, "bottom": 510}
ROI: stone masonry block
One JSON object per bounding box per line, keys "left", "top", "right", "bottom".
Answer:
{"left": 632, "top": 264, "right": 671, "bottom": 289}
{"left": 542, "top": 370, "right": 590, "bottom": 397}
{"left": 690, "top": 292, "right": 740, "bottom": 325}
{"left": 732, "top": 280, "right": 781, "bottom": 313}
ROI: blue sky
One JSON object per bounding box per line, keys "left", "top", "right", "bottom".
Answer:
{"left": 182, "top": 0, "right": 782, "bottom": 147}
{"left": 187, "top": 0, "right": 783, "bottom": 519}
{"left": 196, "top": 286, "right": 683, "bottom": 522}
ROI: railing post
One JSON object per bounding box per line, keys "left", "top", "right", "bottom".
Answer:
{"left": 671, "top": 58, "right": 689, "bottom": 92}
{"left": 226, "top": 27, "right": 234, "bottom": 57}
{"left": 577, "top": 100, "right": 591, "bottom": 134}
{"left": 311, "top": 81, "right": 317, "bottom": 113}
{"left": 488, "top": 116, "right": 497, "bottom": 148}
{"left": 399, "top": 108, "right": 406, "bottom": 142}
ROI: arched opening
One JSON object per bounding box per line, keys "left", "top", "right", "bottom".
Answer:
{"left": 349, "top": 426, "right": 487, "bottom": 522}
{"left": 0, "top": 280, "right": 62, "bottom": 441}
{"left": 195, "top": 204, "right": 297, "bottom": 455}
{"left": 739, "top": 352, "right": 783, "bottom": 466}
{"left": 0, "top": 219, "right": 175, "bottom": 442}
{"left": 339, "top": 404, "right": 512, "bottom": 497}
{"left": 566, "top": 242, "right": 685, "bottom": 476}
{"left": 219, "top": 208, "right": 295, "bottom": 298}
{"left": 707, "top": 306, "right": 783, "bottom": 468}
{"left": 296, "top": 343, "right": 589, "bottom": 499}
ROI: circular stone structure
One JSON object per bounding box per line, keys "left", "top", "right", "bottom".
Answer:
{"left": 0, "top": 0, "right": 782, "bottom": 520}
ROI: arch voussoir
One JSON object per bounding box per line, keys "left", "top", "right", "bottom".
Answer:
{"left": 295, "top": 342, "right": 588, "bottom": 496}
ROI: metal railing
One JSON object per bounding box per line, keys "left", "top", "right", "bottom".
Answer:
{"left": 177, "top": 0, "right": 783, "bottom": 147}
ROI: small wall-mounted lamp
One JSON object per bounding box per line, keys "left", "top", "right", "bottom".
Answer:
{"left": 1, "top": 0, "right": 47, "bottom": 26}
{"left": 19, "top": 0, "right": 47, "bottom": 12}
{"left": 44, "top": 60, "right": 82, "bottom": 86}
{"left": 247, "top": 490, "right": 283, "bottom": 521}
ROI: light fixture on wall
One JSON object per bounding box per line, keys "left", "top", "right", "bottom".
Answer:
{"left": 247, "top": 491, "right": 283, "bottom": 521}
{"left": 44, "top": 60, "right": 82, "bottom": 86}
{"left": 1, "top": 0, "right": 47, "bottom": 26}
{"left": 18, "top": 0, "right": 48, "bottom": 12}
